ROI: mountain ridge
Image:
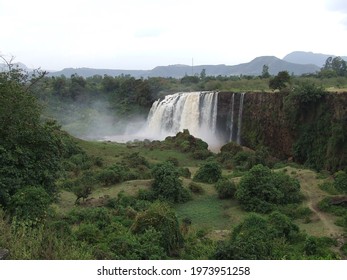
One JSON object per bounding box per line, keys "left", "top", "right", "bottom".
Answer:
{"left": 48, "top": 55, "right": 319, "bottom": 78}
{"left": 4, "top": 51, "right": 347, "bottom": 78}
{"left": 283, "top": 51, "right": 347, "bottom": 67}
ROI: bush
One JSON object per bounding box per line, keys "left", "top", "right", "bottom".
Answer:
{"left": 97, "top": 164, "right": 129, "bottom": 186}
{"left": 192, "top": 149, "right": 212, "bottom": 160}
{"left": 334, "top": 171, "right": 347, "bottom": 194}
{"left": 152, "top": 162, "right": 191, "bottom": 203}
{"left": 236, "top": 164, "right": 301, "bottom": 213}
{"left": 122, "top": 152, "right": 149, "bottom": 168}
{"left": 193, "top": 162, "right": 222, "bottom": 183}
{"left": 75, "top": 223, "right": 101, "bottom": 245}
{"left": 131, "top": 202, "right": 184, "bottom": 255}
{"left": 215, "top": 178, "right": 236, "bottom": 199}
{"left": 232, "top": 151, "right": 255, "bottom": 170}
{"left": 166, "top": 157, "right": 179, "bottom": 167}
{"left": 179, "top": 167, "right": 191, "bottom": 179}
{"left": 8, "top": 186, "right": 51, "bottom": 223}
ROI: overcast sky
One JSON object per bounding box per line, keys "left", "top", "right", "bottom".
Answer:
{"left": 1, "top": 0, "right": 347, "bottom": 70}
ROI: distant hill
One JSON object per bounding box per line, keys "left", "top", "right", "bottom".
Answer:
{"left": 283, "top": 51, "right": 347, "bottom": 68}
{"left": 48, "top": 67, "right": 149, "bottom": 78}
{"left": 48, "top": 56, "right": 320, "bottom": 78}
{"left": 228, "top": 56, "right": 319, "bottom": 76}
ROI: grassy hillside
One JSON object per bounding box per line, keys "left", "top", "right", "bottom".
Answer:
{"left": 52, "top": 138, "right": 346, "bottom": 256}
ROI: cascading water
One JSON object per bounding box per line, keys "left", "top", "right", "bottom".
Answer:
{"left": 146, "top": 91, "right": 220, "bottom": 146}
{"left": 104, "top": 91, "right": 246, "bottom": 149}
{"left": 236, "top": 92, "right": 245, "bottom": 145}
{"left": 228, "top": 92, "right": 246, "bottom": 145}
{"left": 229, "top": 93, "right": 235, "bottom": 142}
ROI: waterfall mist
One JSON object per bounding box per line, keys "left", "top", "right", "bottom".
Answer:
{"left": 104, "top": 91, "right": 246, "bottom": 150}
{"left": 143, "top": 91, "right": 222, "bottom": 148}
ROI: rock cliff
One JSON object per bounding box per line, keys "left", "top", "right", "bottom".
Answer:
{"left": 217, "top": 91, "right": 347, "bottom": 171}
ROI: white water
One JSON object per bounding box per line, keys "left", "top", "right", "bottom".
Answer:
{"left": 104, "top": 91, "right": 246, "bottom": 149}
{"left": 236, "top": 92, "right": 245, "bottom": 145}
{"left": 229, "top": 93, "right": 235, "bottom": 142}
{"left": 145, "top": 91, "right": 220, "bottom": 147}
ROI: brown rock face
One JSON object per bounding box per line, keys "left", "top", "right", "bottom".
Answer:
{"left": 217, "top": 91, "right": 347, "bottom": 162}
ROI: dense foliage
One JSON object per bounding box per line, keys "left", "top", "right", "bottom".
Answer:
{"left": 214, "top": 212, "right": 337, "bottom": 260}
{"left": 0, "top": 64, "right": 71, "bottom": 216}
{"left": 193, "top": 162, "right": 222, "bottom": 183}
{"left": 214, "top": 178, "right": 236, "bottom": 199}
{"left": 1, "top": 62, "right": 346, "bottom": 260}
{"left": 151, "top": 162, "right": 191, "bottom": 203}
{"left": 236, "top": 165, "right": 301, "bottom": 213}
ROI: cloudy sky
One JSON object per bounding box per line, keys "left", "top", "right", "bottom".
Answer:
{"left": 1, "top": 0, "right": 347, "bottom": 70}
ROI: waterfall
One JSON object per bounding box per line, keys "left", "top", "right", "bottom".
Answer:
{"left": 236, "top": 92, "right": 245, "bottom": 145}
{"left": 229, "top": 93, "right": 235, "bottom": 142}
{"left": 146, "top": 91, "right": 219, "bottom": 146}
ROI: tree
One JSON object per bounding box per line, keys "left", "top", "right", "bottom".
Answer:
{"left": 320, "top": 56, "right": 347, "bottom": 77}
{"left": 214, "top": 178, "right": 236, "bottom": 199}
{"left": 200, "top": 69, "right": 206, "bottom": 80}
{"left": 0, "top": 58, "right": 65, "bottom": 209}
{"left": 261, "top": 65, "right": 270, "bottom": 78}
{"left": 214, "top": 212, "right": 300, "bottom": 260}
{"left": 269, "top": 71, "right": 291, "bottom": 90}
{"left": 193, "top": 162, "right": 222, "bottom": 183}
{"left": 131, "top": 202, "right": 184, "bottom": 255}
{"left": 236, "top": 164, "right": 301, "bottom": 213}
{"left": 151, "top": 162, "right": 191, "bottom": 203}
{"left": 8, "top": 186, "right": 51, "bottom": 224}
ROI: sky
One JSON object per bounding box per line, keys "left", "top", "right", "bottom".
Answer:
{"left": 1, "top": 0, "right": 347, "bottom": 70}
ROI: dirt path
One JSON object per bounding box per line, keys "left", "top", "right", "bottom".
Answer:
{"left": 290, "top": 168, "right": 345, "bottom": 243}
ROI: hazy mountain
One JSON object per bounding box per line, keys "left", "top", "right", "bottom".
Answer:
{"left": 228, "top": 56, "right": 319, "bottom": 76}
{"left": 49, "top": 67, "right": 149, "bottom": 78}
{"left": 283, "top": 51, "right": 347, "bottom": 68}
{"left": 4, "top": 54, "right": 323, "bottom": 78}
{"left": 49, "top": 56, "right": 319, "bottom": 78}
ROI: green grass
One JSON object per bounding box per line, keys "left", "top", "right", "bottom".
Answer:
{"left": 175, "top": 194, "right": 232, "bottom": 230}
{"left": 175, "top": 181, "right": 247, "bottom": 231}
{"left": 77, "top": 139, "right": 204, "bottom": 167}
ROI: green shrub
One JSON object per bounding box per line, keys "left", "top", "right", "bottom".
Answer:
{"left": 167, "top": 157, "right": 179, "bottom": 167}
{"left": 97, "top": 164, "right": 129, "bottom": 186}
{"left": 75, "top": 223, "right": 101, "bottom": 245}
{"left": 179, "top": 167, "right": 191, "bottom": 179}
{"left": 233, "top": 151, "right": 255, "bottom": 170}
{"left": 236, "top": 164, "right": 301, "bottom": 213}
{"left": 214, "top": 178, "right": 236, "bottom": 199}
{"left": 192, "top": 149, "right": 212, "bottom": 160}
{"left": 152, "top": 162, "right": 191, "bottom": 203}
{"left": 131, "top": 202, "right": 184, "bottom": 255}
{"left": 220, "top": 142, "right": 243, "bottom": 155}
{"left": 122, "top": 152, "right": 149, "bottom": 168}
{"left": 334, "top": 171, "right": 347, "bottom": 194}
{"left": 193, "top": 162, "right": 222, "bottom": 183}
{"left": 8, "top": 186, "right": 51, "bottom": 223}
